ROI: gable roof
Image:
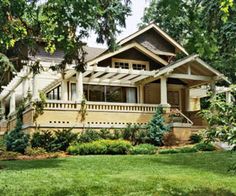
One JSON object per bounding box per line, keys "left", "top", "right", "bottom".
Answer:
{"left": 118, "top": 23, "right": 188, "bottom": 55}
{"left": 154, "top": 54, "right": 230, "bottom": 83}
{"left": 87, "top": 42, "right": 168, "bottom": 66}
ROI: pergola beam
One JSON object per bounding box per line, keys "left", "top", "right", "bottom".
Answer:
{"left": 169, "top": 73, "right": 212, "bottom": 81}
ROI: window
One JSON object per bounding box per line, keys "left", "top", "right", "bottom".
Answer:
{"left": 46, "top": 85, "right": 61, "bottom": 100}
{"left": 82, "top": 84, "right": 137, "bottom": 103}
{"left": 112, "top": 58, "right": 149, "bottom": 70}
{"left": 114, "top": 62, "right": 129, "bottom": 69}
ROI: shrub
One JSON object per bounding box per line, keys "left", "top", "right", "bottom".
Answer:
{"left": 51, "top": 129, "right": 78, "bottom": 151}
{"left": 189, "top": 133, "right": 202, "bottom": 144}
{"left": 159, "top": 149, "right": 179, "bottom": 154}
{"left": 195, "top": 142, "right": 216, "bottom": 151}
{"left": 130, "top": 144, "right": 156, "bottom": 155}
{"left": 147, "top": 107, "right": 170, "bottom": 146}
{"left": 123, "top": 124, "right": 148, "bottom": 145}
{"left": 178, "top": 147, "right": 198, "bottom": 153}
{"left": 113, "top": 129, "right": 123, "bottom": 139}
{"left": 31, "top": 130, "right": 55, "bottom": 152}
{"left": 100, "top": 140, "right": 132, "bottom": 155}
{"left": 99, "top": 129, "right": 113, "bottom": 139}
{"left": 25, "top": 147, "right": 47, "bottom": 156}
{"left": 0, "top": 151, "right": 20, "bottom": 160}
{"left": 67, "top": 140, "right": 132, "bottom": 155}
{"left": 163, "top": 132, "right": 178, "bottom": 146}
{"left": 5, "top": 122, "right": 29, "bottom": 154}
{"left": 78, "top": 129, "right": 101, "bottom": 143}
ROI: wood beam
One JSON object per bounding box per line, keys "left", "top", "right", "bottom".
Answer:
{"left": 169, "top": 73, "right": 212, "bottom": 81}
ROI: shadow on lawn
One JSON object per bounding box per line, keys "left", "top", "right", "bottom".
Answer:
{"left": 151, "top": 152, "right": 236, "bottom": 175}
{"left": 0, "top": 158, "right": 66, "bottom": 171}
{"left": 160, "top": 185, "right": 236, "bottom": 196}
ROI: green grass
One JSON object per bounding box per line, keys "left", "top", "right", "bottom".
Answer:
{"left": 0, "top": 152, "right": 235, "bottom": 196}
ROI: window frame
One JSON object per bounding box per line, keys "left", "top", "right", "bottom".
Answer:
{"left": 112, "top": 58, "right": 150, "bottom": 70}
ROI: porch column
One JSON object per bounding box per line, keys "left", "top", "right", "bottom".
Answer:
{"left": 160, "top": 76, "right": 169, "bottom": 107}
{"left": 185, "top": 88, "right": 191, "bottom": 111}
{"left": 139, "top": 85, "right": 144, "bottom": 104}
{"left": 9, "top": 90, "right": 16, "bottom": 115}
{"left": 1, "top": 99, "right": 6, "bottom": 120}
{"left": 210, "top": 82, "right": 216, "bottom": 98}
{"left": 22, "top": 77, "right": 29, "bottom": 98}
{"left": 226, "top": 91, "right": 232, "bottom": 103}
{"left": 61, "top": 80, "right": 68, "bottom": 101}
{"left": 76, "top": 72, "right": 83, "bottom": 102}
{"left": 32, "top": 75, "right": 39, "bottom": 100}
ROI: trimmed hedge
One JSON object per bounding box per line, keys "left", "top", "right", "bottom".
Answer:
{"left": 194, "top": 143, "right": 216, "bottom": 151}
{"left": 130, "top": 144, "right": 156, "bottom": 155}
{"left": 67, "top": 140, "right": 132, "bottom": 155}
{"left": 159, "top": 149, "right": 179, "bottom": 154}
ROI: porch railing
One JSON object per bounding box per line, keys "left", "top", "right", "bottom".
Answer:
{"left": 44, "top": 100, "right": 158, "bottom": 113}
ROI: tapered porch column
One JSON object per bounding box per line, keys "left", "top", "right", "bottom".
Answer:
{"left": 76, "top": 72, "right": 83, "bottom": 102}
{"left": 226, "top": 91, "right": 232, "bottom": 103}
{"left": 61, "top": 80, "right": 68, "bottom": 101}
{"left": 1, "top": 99, "right": 6, "bottom": 120}
{"left": 139, "top": 84, "right": 144, "bottom": 104}
{"left": 185, "top": 88, "right": 191, "bottom": 111}
{"left": 32, "top": 75, "right": 39, "bottom": 100}
{"left": 9, "top": 90, "right": 16, "bottom": 115}
{"left": 160, "top": 76, "right": 170, "bottom": 107}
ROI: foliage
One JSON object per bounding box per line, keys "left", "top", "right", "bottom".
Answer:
{"left": 123, "top": 124, "right": 148, "bottom": 145}
{"left": 0, "top": 0, "right": 131, "bottom": 89}
{"left": 25, "top": 147, "right": 47, "bottom": 156}
{"left": 163, "top": 132, "right": 178, "bottom": 146}
{"left": 78, "top": 129, "right": 102, "bottom": 143}
{"left": 68, "top": 140, "right": 132, "bottom": 155}
{"left": 158, "top": 149, "right": 179, "bottom": 154}
{"left": 79, "top": 98, "right": 87, "bottom": 122}
{"left": 31, "top": 130, "right": 54, "bottom": 152}
{"left": 200, "top": 90, "right": 236, "bottom": 149}
{"left": 179, "top": 147, "right": 198, "bottom": 153}
{"left": 141, "top": 0, "right": 236, "bottom": 83}
{"left": 195, "top": 143, "right": 216, "bottom": 151}
{"left": 31, "top": 129, "right": 77, "bottom": 152}
{"left": 129, "top": 144, "right": 156, "bottom": 155}
{"left": 147, "top": 107, "right": 170, "bottom": 146}
{"left": 0, "top": 151, "right": 20, "bottom": 160}
{"left": 189, "top": 133, "right": 203, "bottom": 144}
{"left": 33, "top": 91, "right": 47, "bottom": 122}
{"left": 51, "top": 129, "right": 78, "bottom": 152}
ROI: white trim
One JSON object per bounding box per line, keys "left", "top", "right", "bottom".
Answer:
{"left": 112, "top": 58, "right": 150, "bottom": 70}
{"left": 169, "top": 73, "right": 212, "bottom": 81}
{"left": 118, "top": 23, "right": 188, "bottom": 55}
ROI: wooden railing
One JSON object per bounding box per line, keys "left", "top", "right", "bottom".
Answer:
{"left": 169, "top": 108, "right": 193, "bottom": 125}
{"left": 44, "top": 100, "right": 158, "bottom": 113}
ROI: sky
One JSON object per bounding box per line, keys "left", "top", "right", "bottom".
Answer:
{"left": 85, "top": 0, "right": 150, "bottom": 48}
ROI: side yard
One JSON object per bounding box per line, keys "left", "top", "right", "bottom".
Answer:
{"left": 0, "top": 152, "right": 235, "bottom": 196}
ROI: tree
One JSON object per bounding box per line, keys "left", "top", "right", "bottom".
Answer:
{"left": 147, "top": 107, "right": 170, "bottom": 146}
{"left": 141, "top": 0, "right": 236, "bottom": 83}
{"left": 200, "top": 85, "right": 236, "bottom": 150}
{"left": 0, "top": 0, "right": 132, "bottom": 88}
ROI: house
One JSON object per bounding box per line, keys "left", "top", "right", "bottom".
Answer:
{"left": 0, "top": 23, "right": 232, "bottom": 141}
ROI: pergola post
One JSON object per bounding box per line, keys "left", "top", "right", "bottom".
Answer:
{"left": 32, "top": 75, "right": 39, "bottom": 100}
{"left": 210, "top": 82, "right": 216, "bottom": 98}
{"left": 61, "top": 79, "right": 68, "bottom": 101}
{"left": 76, "top": 72, "right": 83, "bottom": 102}
{"left": 1, "top": 99, "right": 6, "bottom": 120}
{"left": 160, "top": 76, "right": 170, "bottom": 107}
{"left": 9, "top": 90, "right": 16, "bottom": 115}
{"left": 226, "top": 91, "right": 232, "bottom": 103}
{"left": 22, "top": 77, "right": 29, "bottom": 98}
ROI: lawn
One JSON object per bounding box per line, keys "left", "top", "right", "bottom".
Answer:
{"left": 0, "top": 152, "right": 235, "bottom": 196}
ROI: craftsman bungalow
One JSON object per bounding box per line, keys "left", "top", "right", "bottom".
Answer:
{"left": 0, "top": 23, "right": 232, "bottom": 140}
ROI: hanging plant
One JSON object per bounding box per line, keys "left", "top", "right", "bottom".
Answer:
{"left": 33, "top": 91, "right": 47, "bottom": 122}
{"left": 79, "top": 97, "right": 87, "bottom": 122}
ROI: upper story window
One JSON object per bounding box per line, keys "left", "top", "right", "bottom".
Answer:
{"left": 112, "top": 58, "right": 149, "bottom": 70}
{"left": 46, "top": 85, "right": 61, "bottom": 100}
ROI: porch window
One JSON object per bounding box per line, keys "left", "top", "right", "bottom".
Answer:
{"left": 46, "top": 85, "right": 61, "bottom": 100}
